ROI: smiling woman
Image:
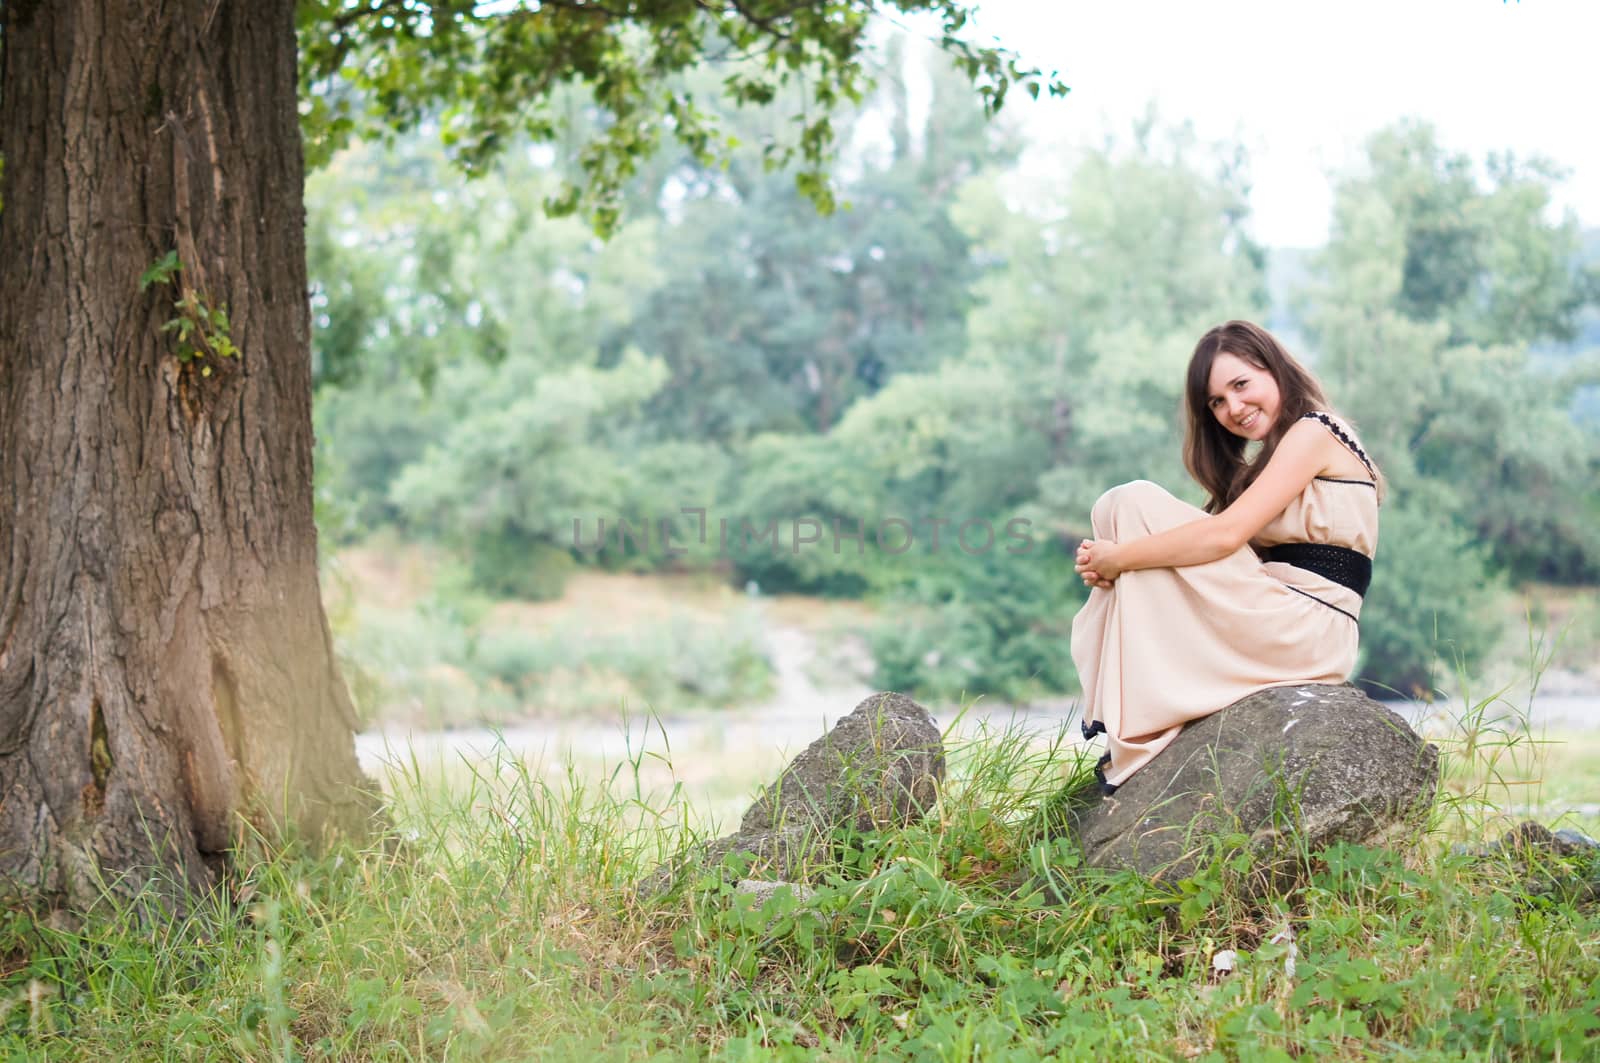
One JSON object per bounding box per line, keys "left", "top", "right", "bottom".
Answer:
{"left": 1070, "top": 321, "right": 1386, "bottom": 791}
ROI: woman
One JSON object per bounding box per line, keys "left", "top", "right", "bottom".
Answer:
{"left": 1071, "top": 320, "right": 1383, "bottom": 792}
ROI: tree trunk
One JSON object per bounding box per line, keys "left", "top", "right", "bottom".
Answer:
{"left": 0, "top": 0, "right": 378, "bottom": 910}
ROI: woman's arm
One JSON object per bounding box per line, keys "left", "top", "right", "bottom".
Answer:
{"left": 1076, "top": 419, "right": 1342, "bottom": 584}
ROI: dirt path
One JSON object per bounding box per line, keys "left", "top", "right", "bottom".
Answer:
{"left": 753, "top": 622, "right": 874, "bottom": 716}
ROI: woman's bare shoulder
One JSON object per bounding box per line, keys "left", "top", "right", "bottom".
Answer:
{"left": 1298, "top": 411, "right": 1376, "bottom": 480}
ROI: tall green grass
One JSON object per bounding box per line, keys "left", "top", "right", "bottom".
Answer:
{"left": 4, "top": 694, "right": 1598, "bottom": 1060}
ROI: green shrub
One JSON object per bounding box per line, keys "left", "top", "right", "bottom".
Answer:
{"left": 469, "top": 536, "right": 576, "bottom": 601}
{"left": 339, "top": 605, "right": 779, "bottom": 723}
{"left": 1358, "top": 501, "right": 1504, "bottom": 697}
{"left": 870, "top": 544, "right": 1083, "bottom": 703}
{"left": 334, "top": 602, "right": 481, "bottom": 726}
{"left": 570, "top": 608, "right": 774, "bottom": 711}
{"left": 472, "top": 628, "right": 559, "bottom": 696}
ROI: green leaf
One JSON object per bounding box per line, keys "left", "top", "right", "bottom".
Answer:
{"left": 139, "top": 250, "right": 181, "bottom": 291}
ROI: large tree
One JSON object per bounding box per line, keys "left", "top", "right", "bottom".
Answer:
{"left": 0, "top": 1, "right": 1059, "bottom": 908}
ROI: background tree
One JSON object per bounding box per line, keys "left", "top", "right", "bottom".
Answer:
{"left": 1308, "top": 121, "right": 1600, "bottom": 586}
{"left": 314, "top": 42, "right": 1027, "bottom": 601}
{"left": 0, "top": 0, "right": 1061, "bottom": 909}
{"left": 632, "top": 49, "right": 1012, "bottom": 438}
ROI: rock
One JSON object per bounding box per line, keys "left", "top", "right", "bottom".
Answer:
{"left": 1553, "top": 828, "right": 1600, "bottom": 853}
{"left": 1066, "top": 683, "right": 1438, "bottom": 881}
{"left": 1469, "top": 821, "right": 1600, "bottom": 906}
{"left": 734, "top": 879, "right": 818, "bottom": 907}
{"left": 1496, "top": 821, "right": 1565, "bottom": 856}
{"left": 1485, "top": 822, "right": 1600, "bottom": 863}
{"left": 1450, "top": 823, "right": 1599, "bottom": 863}
{"left": 638, "top": 692, "right": 944, "bottom": 897}
{"left": 698, "top": 825, "right": 828, "bottom": 884}
{"left": 741, "top": 691, "right": 943, "bottom": 836}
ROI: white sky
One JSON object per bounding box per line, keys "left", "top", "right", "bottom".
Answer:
{"left": 957, "top": 0, "right": 1600, "bottom": 247}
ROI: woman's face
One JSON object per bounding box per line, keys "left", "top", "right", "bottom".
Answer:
{"left": 1206, "top": 351, "right": 1281, "bottom": 441}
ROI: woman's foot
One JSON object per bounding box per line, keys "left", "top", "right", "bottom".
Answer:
{"left": 1094, "top": 751, "right": 1119, "bottom": 795}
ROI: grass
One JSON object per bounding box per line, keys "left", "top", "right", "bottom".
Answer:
{"left": 4, "top": 687, "right": 1600, "bottom": 1061}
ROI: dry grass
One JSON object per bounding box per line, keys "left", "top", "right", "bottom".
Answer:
{"left": 334, "top": 541, "right": 877, "bottom": 634}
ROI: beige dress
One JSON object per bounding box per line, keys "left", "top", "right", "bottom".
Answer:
{"left": 1070, "top": 416, "right": 1380, "bottom": 788}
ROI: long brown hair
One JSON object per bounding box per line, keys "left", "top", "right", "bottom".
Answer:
{"left": 1183, "top": 320, "right": 1348, "bottom": 512}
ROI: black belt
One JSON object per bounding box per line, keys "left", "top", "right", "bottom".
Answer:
{"left": 1261, "top": 543, "right": 1372, "bottom": 597}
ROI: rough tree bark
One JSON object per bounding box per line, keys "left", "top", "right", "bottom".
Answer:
{"left": 0, "top": 0, "right": 378, "bottom": 909}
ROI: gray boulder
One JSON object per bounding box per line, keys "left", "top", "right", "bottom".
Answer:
{"left": 741, "top": 690, "right": 944, "bottom": 835}
{"left": 734, "top": 879, "right": 819, "bottom": 907}
{"left": 1066, "top": 683, "right": 1438, "bottom": 881}
{"left": 1476, "top": 822, "right": 1600, "bottom": 906}
{"left": 639, "top": 691, "right": 943, "bottom": 896}
{"left": 1491, "top": 821, "right": 1600, "bottom": 858}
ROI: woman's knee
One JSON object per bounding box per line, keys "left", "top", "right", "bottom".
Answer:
{"left": 1090, "top": 480, "right": 1172, "bottom": 535}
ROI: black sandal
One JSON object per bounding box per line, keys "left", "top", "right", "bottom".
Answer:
{"left": 1094, "top": 751, "right": 1119, "bottom": 796}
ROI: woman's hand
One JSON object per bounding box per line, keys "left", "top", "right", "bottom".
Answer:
{"left": 1075, "top": 538, "right": 1121, "bottom": 590}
